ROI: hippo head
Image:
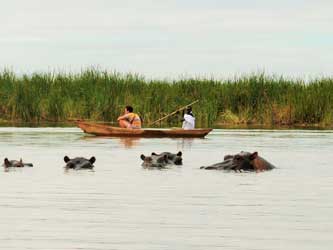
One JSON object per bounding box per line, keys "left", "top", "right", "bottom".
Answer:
{"left": 201, "top": 151, "right": 258, "bottom": 171}
{"left": 140, "top": 154, "right": 169, "bottom": 168}
{"left": 64, "top": 156, "right": 96, "bottom": 169}
{"left": 227, "top": 151, "right": 258, "bottom": 171}
{"left": 201, "top": 151, "right": 275, "bottom": 172}
{"left": 3, "top": 158, "right": 24, "bottom": 168}
{"left": 151, "top": 151, "right": 183, "bottom": 165}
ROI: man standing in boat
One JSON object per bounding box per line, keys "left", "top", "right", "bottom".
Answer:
{"left": 117, "top": 106, "right": 142, "bottom": 129}
{"left": 182, "top": 106, "right": 195, "bottom": 130}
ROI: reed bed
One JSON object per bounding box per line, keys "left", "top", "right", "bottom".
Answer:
{"left": 0, "top": 69, "right": 332, "bottom": 128}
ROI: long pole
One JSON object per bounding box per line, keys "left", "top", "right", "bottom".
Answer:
{"left": 149, "top": 100, "right": 199, "bottom": 125}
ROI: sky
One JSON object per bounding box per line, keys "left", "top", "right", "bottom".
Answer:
{"left": 1, "top": 0, "right": 332, "bottom": 79}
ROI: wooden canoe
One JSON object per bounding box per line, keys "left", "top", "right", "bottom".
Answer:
{"left": 76, "top": 121, "right": 213, "bottom": 138}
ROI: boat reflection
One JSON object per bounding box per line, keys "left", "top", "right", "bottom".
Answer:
{"left": 80, "top": 134, "right": 204, "bottom": 149}
{"left": 176, "top": 138, "right": 195, "bottom": 150}
{"left": 80, "top": 135, "right": 141, "bottom": 148}
{"left": 118, "top": 137, "right": 141, "bottom": 148}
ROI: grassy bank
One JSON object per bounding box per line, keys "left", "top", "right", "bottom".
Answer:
{"left": 0, "top": 69, "right": 332, "bottom": 128}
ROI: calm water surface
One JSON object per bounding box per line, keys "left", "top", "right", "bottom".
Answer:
{"left": 0, "top": 127, "right": 333, "bottom": 250}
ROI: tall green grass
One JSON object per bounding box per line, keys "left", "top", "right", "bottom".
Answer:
{"left": 0, "top": 69, "right": 332, "bottom": 127}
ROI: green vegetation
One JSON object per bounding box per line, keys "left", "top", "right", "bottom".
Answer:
{"left": 0, "top": 69, "right": 332, "bottom": 128}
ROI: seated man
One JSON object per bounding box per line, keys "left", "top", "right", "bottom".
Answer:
{"left": 117, "top": 105, "right": 142, "bottom": 129}
{"left": 182, "top": 106, "right": 195, "bottom": 130}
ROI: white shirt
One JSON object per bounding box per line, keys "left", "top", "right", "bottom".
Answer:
{"left": 182, "top": 114, "right": 195, "bottom": 130}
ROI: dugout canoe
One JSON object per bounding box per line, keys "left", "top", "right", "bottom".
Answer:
{"left": 76, "top": 121, "right": 212, "bottom": 138}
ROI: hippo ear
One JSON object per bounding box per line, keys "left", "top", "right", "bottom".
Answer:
{"left": 64, "top": 156, "right": 70, "bottom": 163}
{"left": 140, "top": 154, "right": 146, "bottom": 160}
{"left": 4, "top": 158, "right": 9, "bottom": 167}
{"left": 250, "top": 152, "right": 258, "bottom": 160}
{"left": 151, "top": 152, "right": 157, "bottom": 156}
{"left": 177, "top": 151, "right": 182, "bottom": 156}
{"left": 89, "top": 157, "right": 96, "bottom": 164}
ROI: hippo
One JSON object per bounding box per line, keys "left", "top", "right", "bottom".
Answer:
{"left": 200, "top": 151, "right": 275, "bottom": 172}
{"left": 151, "top": 151, "right": 183, "bottom": 165}
{"left": 140, "top": 154, "right": 169, "bottom": 169}
{"left": 3, "top": 158, "right": 33, "bottom": 168}
{"left": 64, "top": 156, "right": 96, "bottom": 170}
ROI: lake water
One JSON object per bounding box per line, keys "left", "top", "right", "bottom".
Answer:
{"left": 0, "top": 127, "right": 333, "bottom": 250}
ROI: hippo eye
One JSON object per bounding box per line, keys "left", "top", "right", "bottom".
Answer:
{"left": 235, "top": 156, "right": 242, "bottom": 161}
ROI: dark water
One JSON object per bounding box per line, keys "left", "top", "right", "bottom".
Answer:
{"left": 0, "top": 127, "right": 333, "bottom": 250}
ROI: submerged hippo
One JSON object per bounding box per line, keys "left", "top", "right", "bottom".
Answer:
{"left": 200, "top": 151, "right": 275, "bottom": 172}
{"left": 151, "top": 151, "right": 183, "bottom": 165}
{"left": 140, "top": 151, "right": 183, "bottom": 169}
{"left": 3, "top": 158, "right": 33, "bottom": 168}
{"left": 140, "top": 154, "right": 169, "bottom": 169}
{"left": 64, "top": 156, "right": 96, "bottom": 170}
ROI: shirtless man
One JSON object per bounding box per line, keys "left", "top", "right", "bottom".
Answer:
{"left": 117, "top": 106, "right": 142, "bottom": 129}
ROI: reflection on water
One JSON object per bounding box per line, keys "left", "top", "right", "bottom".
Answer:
{"left": 0, "top": 127, "right": 333, "bottom": 250}
{"left": 64, "top": 168, "right": 95, "bottom": 174}
{"left": 81, "top": 135, "right": 141, "bottom": 148}
{"left": 118, "top": 137, "right": 141, "bottom": 148}
{"left": 176, "top": 138, "right": 195, "bottom": 150}
{"left": 82, "top": 136, "right": 194, "bottom": 150}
